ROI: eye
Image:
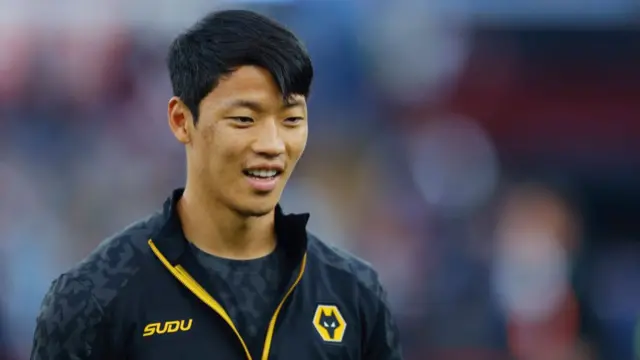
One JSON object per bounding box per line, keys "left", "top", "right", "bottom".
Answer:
{"left": 228, "top": 116, "right": 254, "bottom": 124}
{"left": 284, "top": 117, "right": 304, "bottom": 125}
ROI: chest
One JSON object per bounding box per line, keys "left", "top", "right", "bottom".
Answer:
{"left": 127, "top": 274, "right": 362, "bottom": 360}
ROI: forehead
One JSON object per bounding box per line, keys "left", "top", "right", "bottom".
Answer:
{"left": 202, "top": 66, "right": 306, "bottom": 109}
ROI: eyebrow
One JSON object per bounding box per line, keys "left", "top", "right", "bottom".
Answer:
{"left": 226, "top": 98, "right": 305, "bottom": 113}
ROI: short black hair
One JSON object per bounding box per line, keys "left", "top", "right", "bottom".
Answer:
{"left": 167, "top": 9, "right": 314, "bottom": 123}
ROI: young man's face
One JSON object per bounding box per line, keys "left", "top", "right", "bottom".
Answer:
{"left": 169, "top": 66, "right": 308, "bottom": 216}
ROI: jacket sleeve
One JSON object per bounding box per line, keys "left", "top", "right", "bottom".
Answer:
{"left": 363, "top": 276, "right": 404, "bottom": 360}
{"left": 30, "top": 275, "right": 109, "bottom": 360}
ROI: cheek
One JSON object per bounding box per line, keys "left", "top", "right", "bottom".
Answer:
{"left": 196, "top": 130, "right": 238, "bottom": 172}
{"left": 287, "top": 128, "right": 308, "bottom": 160}
{"left": 209, "top": 141, "right": 242, "bottom": 172}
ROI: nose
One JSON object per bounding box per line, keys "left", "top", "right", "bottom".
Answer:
{"left": 252, "top": 120, "right": 285, "bottom": 158}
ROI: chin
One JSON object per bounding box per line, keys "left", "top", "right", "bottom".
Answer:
{"left": 232, "top": 199, "right": 278, "bottom": 218}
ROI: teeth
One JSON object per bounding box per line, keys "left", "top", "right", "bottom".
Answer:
{"left": 247, "top": 169, "right": 278, "bottom": 178}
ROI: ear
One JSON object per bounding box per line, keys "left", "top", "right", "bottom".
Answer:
{"left": 168, "top": 97, "right": 193, "bottom": 144}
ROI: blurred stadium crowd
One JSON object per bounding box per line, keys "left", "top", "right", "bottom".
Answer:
{"left": 1, "top": 1, "right": 640, "bottom": 359}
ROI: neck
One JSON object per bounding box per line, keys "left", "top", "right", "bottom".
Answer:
{"left": 178, "top": 187, "right": 277, "bottom": 260}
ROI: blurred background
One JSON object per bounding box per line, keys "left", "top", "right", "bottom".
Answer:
{"left": 1, "top": 0, "right": 639, "bottom": 359}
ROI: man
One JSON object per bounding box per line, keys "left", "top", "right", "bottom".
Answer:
{"left": 31, "top": 9, "right": 403, "bottom": 360}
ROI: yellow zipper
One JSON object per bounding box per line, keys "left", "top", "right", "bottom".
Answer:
{"left": 148, "top": 239, "right": 306, "bottom": 360}
{"left": 260, "top": 252, "right": 306, "bottom": 360}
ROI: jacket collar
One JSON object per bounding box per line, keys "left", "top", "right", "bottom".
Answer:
{"left": 150, "top": 188, "right": 310, "bottom": 265}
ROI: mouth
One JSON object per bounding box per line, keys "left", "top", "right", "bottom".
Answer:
{"left": 242, "top": 168, "right": 283, "bottom": 180}
{"left": 242, "top": 167, "right": 284, "bottom": 192}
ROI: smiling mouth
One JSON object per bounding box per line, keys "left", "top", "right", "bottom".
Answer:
{"left": 242, "top": 169, "right": 283, "bottom": 180}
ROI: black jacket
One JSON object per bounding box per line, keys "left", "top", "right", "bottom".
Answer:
{"left": 31, "top": 189, "right": 403, "bottom": 360}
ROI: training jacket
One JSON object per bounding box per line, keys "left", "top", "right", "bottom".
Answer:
{"left": 31, "top": 189, "right": 403, "bottom": 360}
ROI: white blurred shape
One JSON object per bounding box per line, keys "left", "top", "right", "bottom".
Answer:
{"left": 492, "top": 231, "right": 570, "bottom": 322}
{"left": 30, "top": 0, "right": 122, "bottom": 32}
{"left": 363, "top": 0, "right": 470, "bottom": 103}
{"left": 407, "top": 115, "right": 499, "bottom": 215}
{"left": 0, "top": 0, "right": 29, "bottom": 27}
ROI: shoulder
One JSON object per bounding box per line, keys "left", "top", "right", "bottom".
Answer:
{"left": 33, "top": 212, "right": 165, "bottom": 356}
{"left": 306, "top": 233, "right": 384, "bottom": 299}
{"left": 43, "top": 211, "right": 163, "bottom": 317}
